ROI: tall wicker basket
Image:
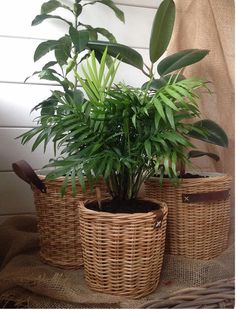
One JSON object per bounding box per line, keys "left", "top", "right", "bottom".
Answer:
{"left": 79, "top": 198, "right": 168, "bottom": 298}
{"left": 144, "top": 173, "right": 232, "bottom": 260}
{"left": 12, "top": 160, "right": 109, "bottom": 269}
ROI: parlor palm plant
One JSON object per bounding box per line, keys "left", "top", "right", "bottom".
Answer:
{"left": 30, "top": 49, "right": 212, "bottom": 203}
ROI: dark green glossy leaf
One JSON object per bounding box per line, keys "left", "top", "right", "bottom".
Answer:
{"left": 189, "top": 119, "right": 228, "bottom": 147}
{"left": 87, "top": 40, "right": 143, "bottom": 70}
{"left": 73, "top": 89, "right": 84, "bottom": 104}
{"left": 32, "top": 14, "right": 71, "bottom": 26}
{"left": 73, "top": 3, "right": 82, "bottom": 16}
{"left": 54, "top": 35, "right": 71, "bottom": 66}
{"left": 41, "top": 99, "right": 57, "bottom": 116}
{"left": 38, "top": 69, "right": 61, "bottom": 83}
{"left": 158, "top": 49, "right": 209, "bottom": 75}
{"left": 142, "top": 74, "right": 185, "bottom": 90}
{"left": 42, "top": 61, "right": 57, "bottom": 70}
{"left": 188, "top": 150, "right": 220, "bottom": 161}
{"left": 34, "top": 40, "right": 58, "bottom": 62}
{"left": 149, "top": 0, "right": 175, "bottom": 63}
{"left": 93, "top": 27, "right": 116, "bottom": 42}
{"left": 88, "top": 0, "right": 125, "bottom": 23}
{"left": 41, "top": 0, "right": 62, "bottom": 14}
{"left": 69, "top": 26, "right": 89, "bottom": 52}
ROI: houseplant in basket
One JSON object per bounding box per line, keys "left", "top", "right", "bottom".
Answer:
{"left": 26, "top": 44, "right": 226, "bottom": 298}
{"left": 14, "top": 0, "right": 126, "bottom": 269}
{"left": 87, "top": 0, "right": 232, "bottom": 261}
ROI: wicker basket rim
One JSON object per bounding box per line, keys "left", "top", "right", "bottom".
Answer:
{"left": 79, "top": 198, "right": 167, "bottom": 219}
{"left": 148, "top": 172, "right": 232, "bottom": 184}
{"left": 36, "top": 175, "right": 105, "bottom": 187}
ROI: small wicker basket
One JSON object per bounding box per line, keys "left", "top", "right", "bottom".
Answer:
{"left": 12, "top": 160, "right": 109, "bottom": 269}
{"left": 144, "top": 173, "right": 232, "bottom": 260}
{"left": 79, "top": 198, "right": 168, "bottom": 298}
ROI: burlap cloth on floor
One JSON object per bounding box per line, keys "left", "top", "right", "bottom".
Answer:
{"left": 0, "top": 215, "right": 234, "bottom": 309}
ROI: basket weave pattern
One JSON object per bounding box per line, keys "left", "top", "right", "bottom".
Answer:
{"left": 142, "top": 277, "right": 235, "bottom": 309}
{"left": 33, "top": 176, "right": 109, "bottom": 269}
{"left": 79, "top": 199, "right": 168, "bottom": 298}
{"left": 144, "top": 174, "right": 232, "bottom": 260}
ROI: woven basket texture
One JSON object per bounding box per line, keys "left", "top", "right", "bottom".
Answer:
{"left": 141, "top": 277, "right": 235, "bottom": 308}
{"left": 144, "top": 173, "right": 232, "bottom": 260}
{"left": 33, "top": 176, "right": 109, "bottom": 269}
{"left": 79, "top": 199, "right": 168, "bottom": 298}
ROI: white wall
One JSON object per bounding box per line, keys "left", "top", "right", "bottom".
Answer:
{"left": 0, "top": 0, "right": 161, "bottom": 222}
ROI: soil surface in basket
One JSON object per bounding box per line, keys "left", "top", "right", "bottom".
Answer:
{"left": 86, "top": 199, "right": 161, "bottom": 213}
{"left": 160, "top": 173, "right": 208, "bottom": 179}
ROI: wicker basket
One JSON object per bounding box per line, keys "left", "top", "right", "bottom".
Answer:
{"left": 144, "top": 173, "right": 232, "bottom": 260}
{"left": 34, "top": 175, "right": 109, "bottom": 269}
{"left": 79, "top": 198, "right": 168, "bottom": 298}
{"left": 141, "top": 277, "right": 235, "bottom": 308}
{"left": 12, "top": 160, "right": 109, "bottom": 269}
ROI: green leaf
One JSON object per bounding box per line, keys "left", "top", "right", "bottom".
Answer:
{"left": 158, "top": 49, "right": 209, "bottom": 75}
{"left": 32, "top": 14, "right": 71, "bottom": 26}
{"left": 144, "top": 140, "right": 152, "bottom": 157}
{"left": 38, "top": 69, "right": 61, "bottom": 83}
{"left": 142, "top": 74, "right": 185, "bottom": 90}
{"left": 88, "top": 0, "right": 125, "bottom": 23}
{"left": 73, "top": 3, "right": 82, "bottom": 16}
{"left": 131, "top": 114, "right": 136, "bottom": 128}
{"left": 189, "top": 119, "right": 228, "bottom": 147}
{"left": 188, "top": 150, "right": 220, "bottom": 161}
{"left": 159, "top": 93, "right": 178, "bottom": 110}
{"left": 153, "top": 98, "right": 166, "bottom": 121}
{"left": 61, "top": 172, "right": 69, "bottom": 196}
{"left": 149, "top": 0, "right": 175, "bottom": 63}
{"left": 165, "top": 106, "right": 175, "bottom": 129}
{"left": 93, "top": 27, "right": 116, "bottom": 42}
{"left": 73, "top": 89, "right": 84, "bottom": 104}
{"left": 34, "top": 40, "right": 58, "bottom": 62}
{"left": 54, "top": 35, "right": 71, "bottom": 66}
{"left": 88, "top": 40, "right": 143, "bottom": 70}
{"left": 42, "top": 61, "right": 57, "bottom": 70}
{"left": 69, "top": 26, "right": 89, "bottom": 52}
{"left": 41, "top": 0, "right": 62, "bottom": 14}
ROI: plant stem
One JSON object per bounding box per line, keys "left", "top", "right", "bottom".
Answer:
{"left": 74, "top": 14, "right": 79, "bottom": 91}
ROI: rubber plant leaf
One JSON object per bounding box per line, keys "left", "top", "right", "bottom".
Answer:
{"left": 32, "top": 14, "right": 71, "bottom": 26}
{"left": 34, "top": 40, "right": 59, "bottom": 62}
{"left": 188, "top": 119, "right": 228, "bottom": 147}
{"left": 87, "top": 41, "right": 143, "bottom": 70}
{"left": 54, "top": 35, "right": 72, "bottom": 66}
{"left": 149, "top": 0, "right": 175, "bottom": 63}
{"left": 41, "top": 0, "right": 64, "bottom": 14}
{"left": 157, "top": 49, "right": 209, "bottom": 76}
{"left": 87, "top": 0, "right": 125, "bottom": 23}
{"left": 69, "top": 26, "right": 89, "bottom": 53}
{"left": 142, "top": 74, "right": 185, "bottom": 90}
{"left": 188, "top": 150, "right": 220, "bottom": 161}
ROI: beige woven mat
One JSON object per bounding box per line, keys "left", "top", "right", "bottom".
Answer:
{"left": 0, "top": 215, "right": 234, "bottom": 308}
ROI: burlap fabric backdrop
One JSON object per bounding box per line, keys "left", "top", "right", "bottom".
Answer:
{"left": 0, "top": 215, "right": 234, "bottom": 308}
{"left": 167, "top": 0, "right": 235, "bottom": 240}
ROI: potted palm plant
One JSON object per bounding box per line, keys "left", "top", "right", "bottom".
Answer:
{"left": 87, "top": 0, "right": 232, "bottom": 261}
{"left": 17, "top": 0, "right": 231, "bottom": 296}
{"left": 29, "top": 44, "right": 225, "bottom": 297}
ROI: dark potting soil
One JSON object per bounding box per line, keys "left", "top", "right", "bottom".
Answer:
{"left": 86, "top": 199, "right": 161, "bottom": 214}
{"left": 162, "top": 173, "right": 209, "bottom": 179}
{"left": 179, "top": 173, "right": 208, "bottom": 179}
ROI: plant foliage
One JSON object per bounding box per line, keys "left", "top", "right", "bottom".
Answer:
{"left": 20, "top": 0, "right": 229, "bottom": 199}
{"left": 21, "top": 52, "right": 220, "bottom": 198}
